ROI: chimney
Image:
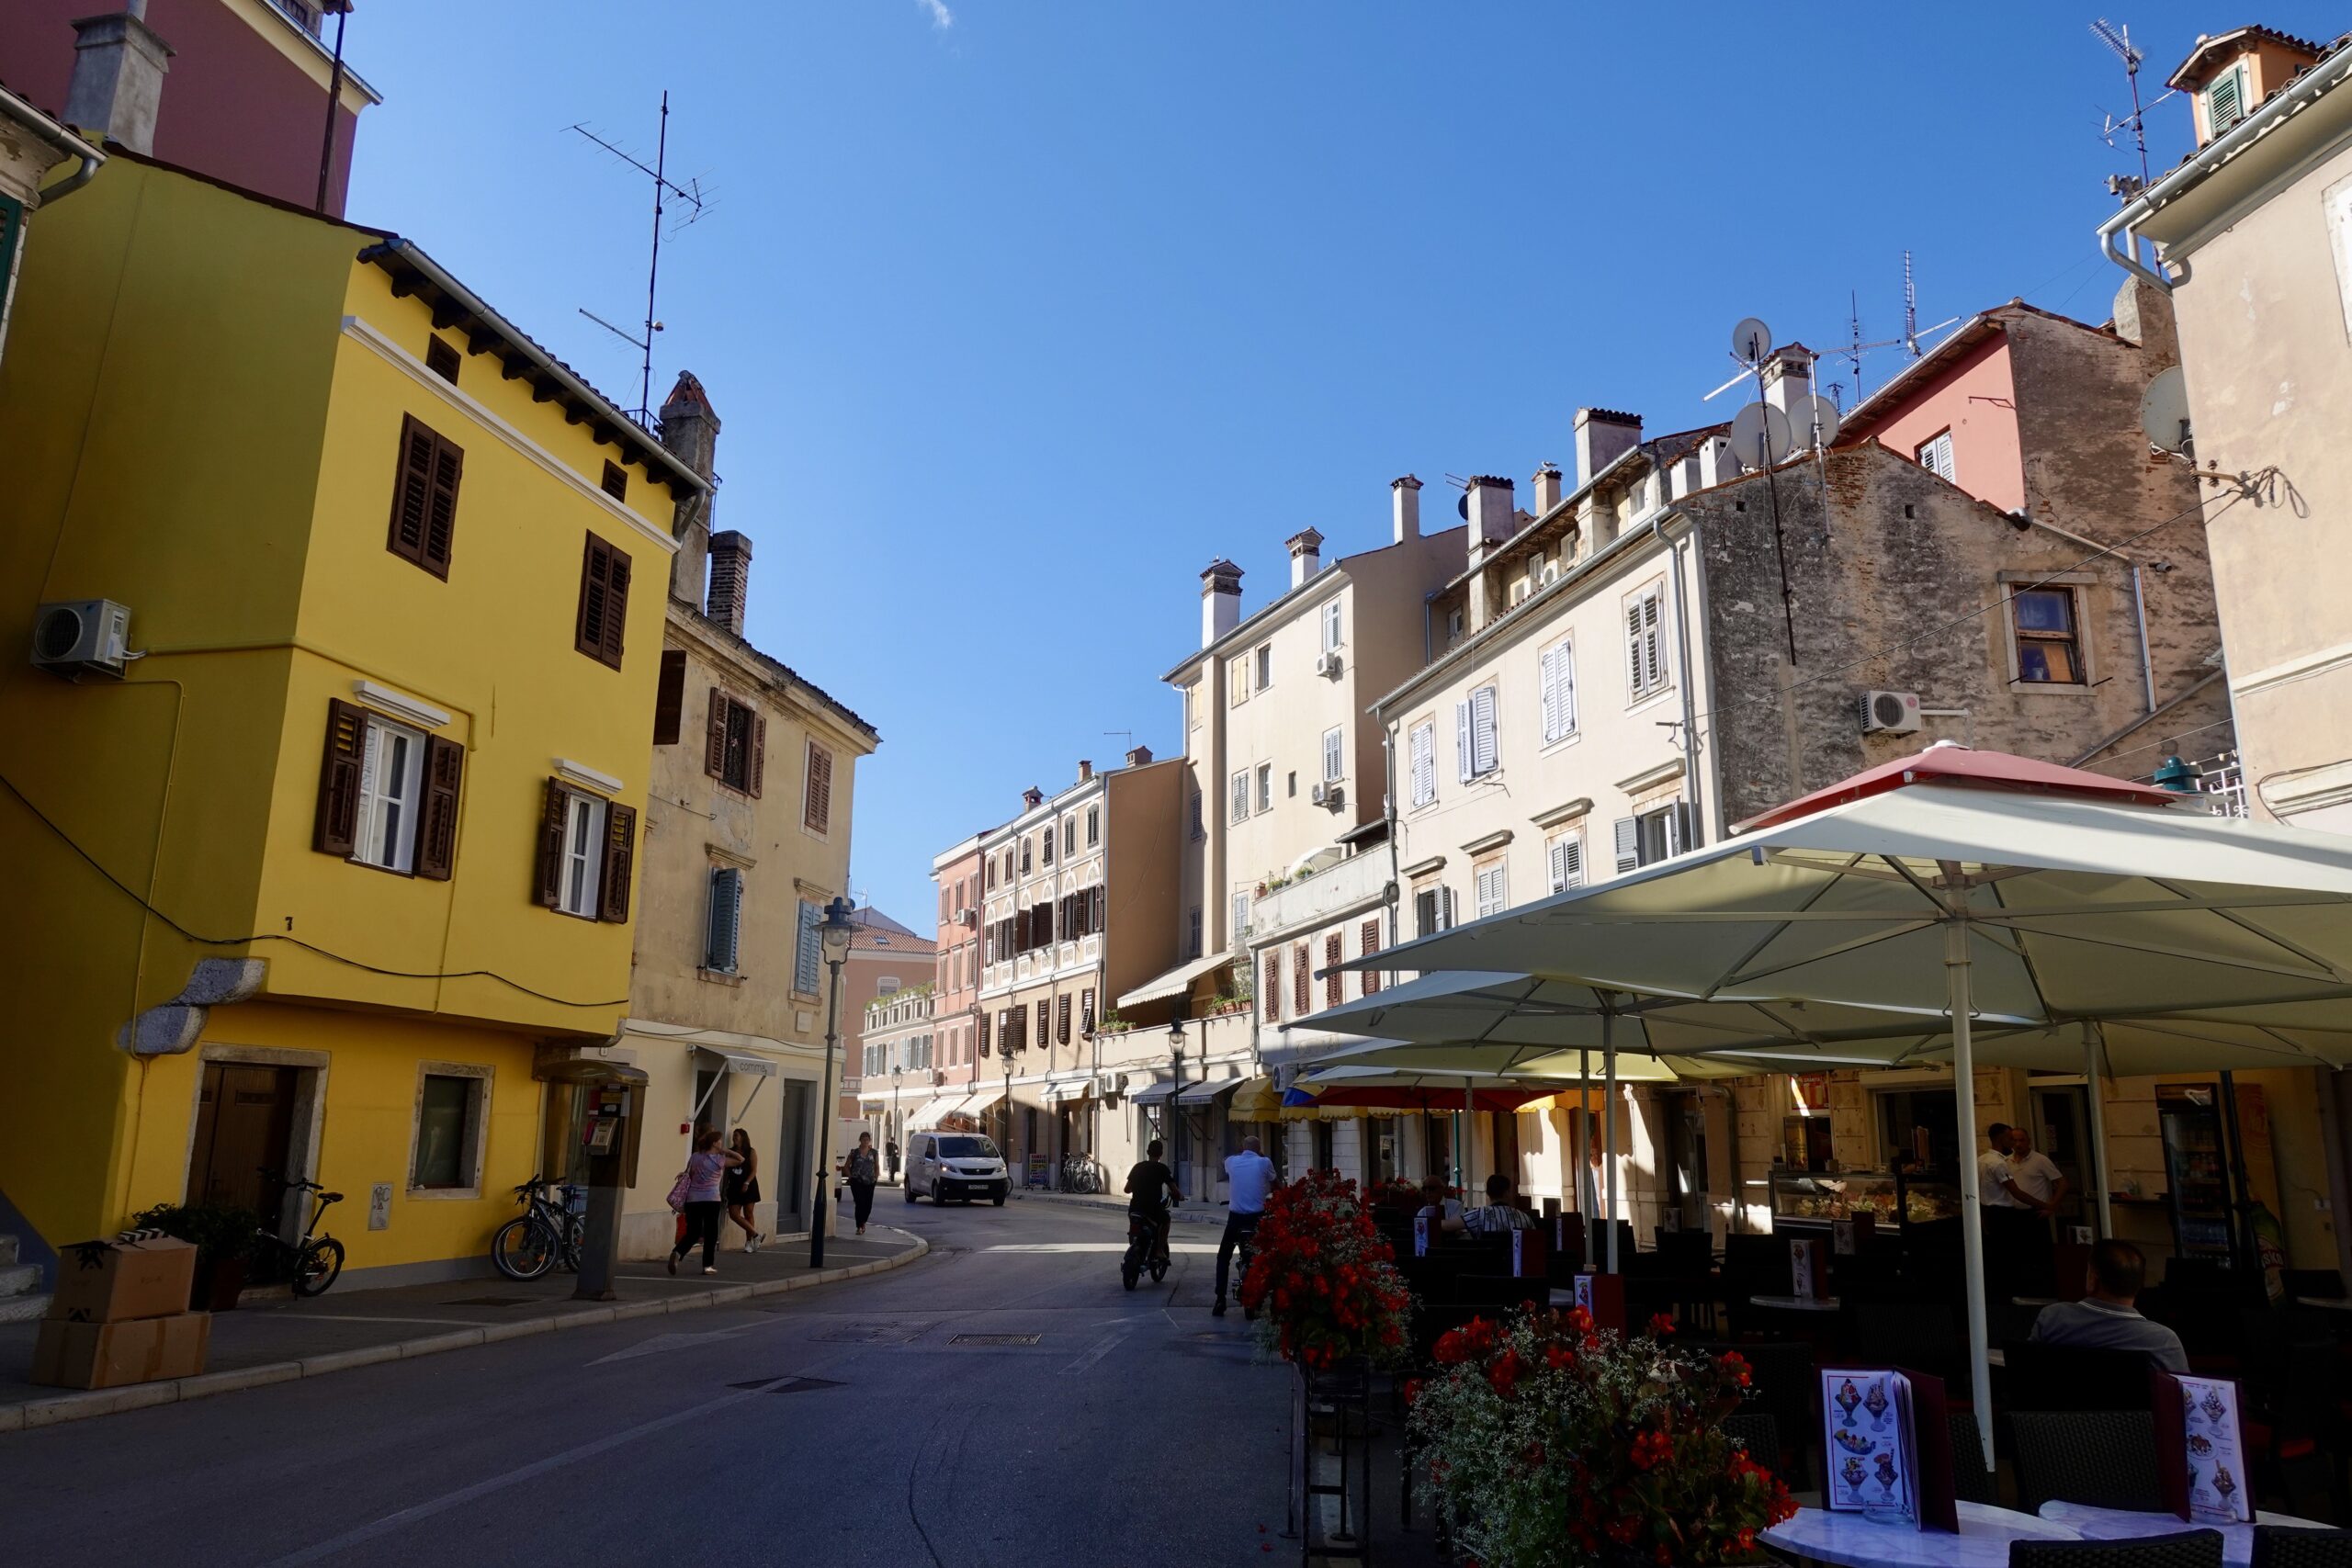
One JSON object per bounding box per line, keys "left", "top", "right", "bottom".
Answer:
{"left": 1697, "top": 434, "right": 1735, "bottom": 491}
{"left": 706, "top": 531, "right": 752, "bottom": 635}
{"left": 1077, "top": 760, "right": 1093, "bottom": 783}
{"left": 1763, "top": 345, "right": 1816, "bottom": 446}
{"left": 65, "top": 5, "right": 174, "bottom": 156}
{"left": 1390, "top": 475, "right": 1421, "bottom": 542}
{"left": 1125, "top": 744, "right": 1153, "bottom": 767}
{"left": 1022, "top": 786, "right": 1044, "bottom": 810}
{"left": 659, "top": 371, "right": 720, "bottom": 605}
{"left": 1573, "top": 409, "right": 1642, "bottom": 487}
{"left": 1532, "top": 462, "right": 1563, "bottom": 515}
{"left": 1464, "top": 476, "right": 1515, "bottom": 632}
{"left": 1285, "top": 527, "right": 1324, "bottom": 589}
{"left": 1200, "top": 558, "right": 1242, "bottom": 648}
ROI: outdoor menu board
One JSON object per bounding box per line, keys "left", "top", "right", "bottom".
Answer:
{"left": 1571, "top": 1269, "right": 1624, "bottom": 1333}
{"left": 1792, "top": 1236, "right": 1829, "bottom": 1302}
{"left": 1832, "top": 1214, "right": 1875, "bottom": 1255}
{"left": 1509, "top": 1225, "right": 1547, "bottom": 1280}
{"left": 1412, "top": 1215, "right": 1430, "bottom": 1257}
{"left": 2154, "top": 1372, "right": 2252, "bottom": 1524}
{"left": 1817, "top": 1367, "right": 1958, "bottom": 1532}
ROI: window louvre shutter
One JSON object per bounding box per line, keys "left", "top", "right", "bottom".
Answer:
{"left": 1057, "top": 994, "right": 1070, "bottom": 1044}
{"left": 424, "top": 436, "right": 461, "bottom": 576}
{"left": 653, "top": 650, "right": 687, "bottom": 746}
{"left": 1454, "top": 700, "right": 1472, "bottom": 783}
{"left": 748, "top": 712, "right": 766, "bottom": 798}
{"left": 978, "top": 1010, "right": 991, "bottom": 1056}
{"left": 313, "top": 698, "right": 368, "bottom": 856}
{"left": 386, "top": 415, "right": 459, "bottom": 574}
{"left": 795, "top": 900, "right": 820, "bottom": 993}
{"left": 600, "top": 546, "right": 630, "bottom": 667}
{"left": 804, "top": 744, "right": 832, "bottom": 834}
{"left": 1325, "top": 933, "right": 1342, "bottom": 1008}
{"left": 1644, "top": 592, "right": 1663, "bottom": 691}
{"left": 2210, "top": 66, "right": 2244, "bottom": 133}
{"left": 1410, "top": 724, "right": 1434, "bottom": 807}
{"left": 1612, "top": 817, "right": 1640, "bottom": 875}
{"left": 1360, "top": 918, "right": 1382, "bottom": 995}
{"left": 597, "top": 801, "right": 637, "bottom": 922}
{"left": 1439, "top": 886, "right": 1456, "bottom": 930}
{"left": 1625, "top": 602, "right": 1646, "bottom": 695}
{"left": 1014, "top": 908, "right": 1031, "bottom": 950}
{"left": 1293, "top": 942, "right": 1310, "bottom": 1015}
{"left": 1035, "top": 999, "right": 1049, "bottom": 1048}
{"left": 1263, "top": 954, "right": 1282, "bottom": 1022}
{"left": 707, "top": 866, "right": 743, "bottom": 971}
{"left": 535, "top": 777, "right": 569, "bottom": 908}
{"left": 1550, "top": 838, "right": 1584, "bottom": 893}
{"left": 1538, "top": 645, "right": 1558, "bottom": 741}
{"left": 413, "top": 734, "right": 464, "bottom": 880}
{"left": 1471, "top": 685, "right": 1498, "bottom": 775}
{"left": 1081, "top": 988, "right": 1095, "bottom": 1032}
{"left": 704, "top": 687, "right": 729, "bottom": 777}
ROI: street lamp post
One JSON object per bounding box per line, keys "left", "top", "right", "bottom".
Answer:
{"left": 808, "top": 896, "right": 858, "bottom": 1269}
{"left": 1168, "top": 1013, "right": 1186, "bottom": 1192}
{"left": 890, "top": 1065, "right": 903, "bottom": 1182}
{"left": 1001, "top": 1031, "right": 1014, "bottom": 1179}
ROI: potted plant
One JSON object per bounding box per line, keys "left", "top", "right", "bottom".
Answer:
{"left": 133, "top": 1200, "right": 259, "bottom": 1311}
{"left": 1408, "top": 1310, "right": 1795, "bottom": 1566}
{"left": 1237, "top": 1170, "right": 1413, "bottom": 1372}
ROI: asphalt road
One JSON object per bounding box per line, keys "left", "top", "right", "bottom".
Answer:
{"left": 0, "top": 1196, "right": 1296, "bottom": 1568}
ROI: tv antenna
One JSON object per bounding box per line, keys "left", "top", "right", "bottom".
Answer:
{"left": 567, "top": 91, "right": 711, "bottom": 426}
{"left": 2091, "top": 18, "right": 2177, "bottom": 267}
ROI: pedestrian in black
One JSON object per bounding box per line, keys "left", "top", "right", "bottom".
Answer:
{"left": 844, "top": 1132, "right": 880, "bottom": 1236}
{"left": 724, "top": 1128, "right": 763, "bottom": 1254}
{"left": 886, "top": 1137, "right": 901, "bottom": 1185}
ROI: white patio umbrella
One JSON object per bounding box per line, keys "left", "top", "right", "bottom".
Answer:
{"left": 1336, "top": 743, "right": 2352, "bottom": 1465}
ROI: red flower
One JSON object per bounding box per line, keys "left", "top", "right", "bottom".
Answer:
{"left": 1630, "top": 1428, "right": 1672, "bottom": 1470}
{"left": 1646, "top": 1312, "right": 1676, "bottom": 1337}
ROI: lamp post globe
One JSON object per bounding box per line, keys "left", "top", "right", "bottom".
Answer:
{"left": 808, "top": 896, "right": 858, "bottom": 1269}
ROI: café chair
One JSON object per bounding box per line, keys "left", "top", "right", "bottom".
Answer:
{"left": 1722, "top": 1411, "right": 1781, "bottom": 1475}
{"left": 1948, "top": 1410, "right": 1995, "bottom": 1506}
{"left": 2001, "top": 1341, "right": 2158, "bottom": 1413}
{"left": 2252, "top": 1525, "right": 2352, "bottom": 1566}
{"left": 2010, "top": 1532, "right": 2223, "bottom": 1566}
{"left": 2007, "top": 1410, "right": 2165, "bottom": 1514}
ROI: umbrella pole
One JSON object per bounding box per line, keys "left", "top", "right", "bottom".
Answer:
{"left": 1463, "top": 1077, "right": 1475, "bottom": 1196}
{"left": 1577, "top": 1049, "right": 1591, "bottom": 1258}
{"left": 2084, "top": 1023, "right": 2114, "bottom": 1240}
{"left": 1604, "top": 1005, "right": 1620, "bottom": 1275}
{"left": 1947, "top": 910, "right": 1996, "bottom": 1471}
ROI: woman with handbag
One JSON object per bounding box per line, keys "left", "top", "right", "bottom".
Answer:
{"left": 668, "top": 1127, "right": 741, "bottom": 1276}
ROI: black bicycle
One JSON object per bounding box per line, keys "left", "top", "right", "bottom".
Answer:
{"left": 254, "top": 1168, "right": 345, "bottom": 1297}
{"left": 492, "top": 1176, "right": 586, "bottom": 1281}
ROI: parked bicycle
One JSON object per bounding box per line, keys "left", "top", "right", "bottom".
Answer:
{"left": 254, "top": 1168, "right": 346, "bottom": 1297}
{"left": 1059, "top": 1155, "right": 1103, "bottom": 1195}
{"left": 491, "top": 1176, "right": 587, "bottom": 1281}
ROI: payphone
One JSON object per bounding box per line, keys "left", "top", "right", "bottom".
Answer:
{"left": 536, "top": 1057, "right": 646, "bottom": 1302}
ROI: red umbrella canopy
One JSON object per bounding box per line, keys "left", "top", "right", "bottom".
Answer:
{"left": 1731, "top": 741, "right": 2180, "bottom": 835}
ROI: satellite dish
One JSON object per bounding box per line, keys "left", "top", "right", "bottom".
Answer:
{"left": 1790, "top": 393, "right": 1842, "bottom": 451}
{"left": 1730, "top": 317, "right": 1773, "bottom": 366}
{"left": 1728, "top": 402, "right": 1793, "bottom": 470}
{"left": 2141, "top": 366, "right": 2192, "bottom": 454}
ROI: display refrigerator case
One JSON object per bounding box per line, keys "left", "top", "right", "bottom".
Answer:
{"left": 1768, "top": 1168, "right": 1962, "bottom": 1229}
{"left": 2156, "top": 1084, "right": 2235, "bottom": 1260}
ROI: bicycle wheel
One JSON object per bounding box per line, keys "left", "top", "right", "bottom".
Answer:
{"left": 292, "top": 1236, "right": 345, "bottom": 1297}
{"left": 492, "top": 1215, "right": 556, "bottom": 1281}
{"left": 561, "top": 1213, "right": 586, "bottom": 1272}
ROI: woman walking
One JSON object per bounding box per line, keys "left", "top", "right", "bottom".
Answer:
{"left": 668, "top": 1127, "right": 741, "bottom": 1276}
{"left": 844, "top": 1132, "right": 880, "bottom": 1237}
{"left": 724, "top": 1128, "right": 763, "bottom": 1254}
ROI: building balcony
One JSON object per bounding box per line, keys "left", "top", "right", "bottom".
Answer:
{"left": 1250, "top": 851, "right": 1394, "bottom": 945}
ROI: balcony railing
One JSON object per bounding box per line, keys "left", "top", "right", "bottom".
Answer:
{"left": 1250, "top": 852, "right": 1394, "bottom": 944}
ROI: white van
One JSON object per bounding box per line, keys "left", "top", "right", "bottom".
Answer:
{"left": 904, "top": 1131, "right": 1010, "bottom": 1206}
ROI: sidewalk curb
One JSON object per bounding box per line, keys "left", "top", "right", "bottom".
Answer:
{"left": 0, "top": 1232, "right": 929, "bottom": 1435}
{"left": 1009, "top": 1189, "right": 1230, "bottom": 1226}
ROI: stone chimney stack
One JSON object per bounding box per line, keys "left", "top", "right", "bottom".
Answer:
{"left": 1573, "top": 409, "right": 1642, "bottom": 487}
{"left": 1697, "top": 434, "right": 1735, "bottom": 491}
{"left": 1285, "top": 528, "right": 1324, "bottom": 589}
{"left": 1391, "top": 476, "right": 1421, "bottom": 543}
{"left": 65, "top": 4, "right": 174, "bottom": 156}
{"left": 1022, "top": 786, "right": 1044, "bottom": 810}
{"left": 659, "top": 371, "right": 720, "bottom": 605}
{"left": 1763, "top": 345, "right": 1815, "bottom": 446}
{"left": 1464, "top": 476, "right": 1515, "bottom": 632}
{"left": 706, "top": 531, "right": 752, "bottom": 635}
{"left": 1125, "top": 744, "right": 1153, "bottom": 767}
{"left": 1201, "top": 558, "right": 1242, "bottom": 649}
{"left": 1077, "top": 760, "right": 1093, "bottom": 783}
{"left": 1532, "top": 463, "right": 1564, "bottom": 516}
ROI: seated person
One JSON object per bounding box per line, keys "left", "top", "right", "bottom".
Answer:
{"left": 1414, "top": 1174, "right": 1463, "bottom": 1228}
{"left": 2027, "top": 1238, "right": 2188, "bottom": 1373}
{"left": 1444, "top": 1173, "right": 1537, "bottom": 1236}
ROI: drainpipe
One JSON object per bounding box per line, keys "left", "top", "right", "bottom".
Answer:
{"left": 2098, "top": 42, "right": 2352, "bottom": 291}
{"left": 1653, "top": 514, "right": 1704, "bottom": 840}
{"left": 1381, "top": 718, "right": 1403, "bottom": 961}
{"left": 1, "top": 86, "right": 105, "bottom": 204}
{"left": 2132, "top": 564, "right": 2156, "bottom": 716}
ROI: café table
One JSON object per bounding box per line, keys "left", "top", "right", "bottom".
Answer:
{"left": 2037, "top": 1501, "right": 2330, "bottom": 1567}
{"left": 1760, "top": 1501, "right": 2076, "bottom": 1566}
{"left": 1750, "top": 1293, "right": 1843, "bottom": 1313}
{"left": 2295, "top": 1294, "right": 2352, "bottom": 1311}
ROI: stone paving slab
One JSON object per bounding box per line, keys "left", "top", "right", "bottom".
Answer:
{"left": 0, "top": 1226, "right": 925, "bottom": 1433}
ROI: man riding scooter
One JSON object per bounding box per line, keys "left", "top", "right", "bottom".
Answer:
{"left": 1121, "top": 1138, "right": 1182, "bottom": 1290}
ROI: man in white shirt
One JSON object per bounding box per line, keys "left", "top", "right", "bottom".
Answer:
{"left": 1444, "top": 1173, "right": 1537, "bottom": 1236}
{"left": 1976, "top": 1123, "right": 2022, "bottom": 1209}
{"left": 1213, "top": 1135, "right": 1277, "bottom": 1317}
{"left": 2006, "top": 1125, "right": 2068, "bottom": 1295}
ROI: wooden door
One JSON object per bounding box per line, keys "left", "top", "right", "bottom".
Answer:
{"left": 188, "top": 1063, "right": 298, "bottom": 1219}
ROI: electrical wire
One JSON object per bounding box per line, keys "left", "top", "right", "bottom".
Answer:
{"left": 1, "top": 769, "right": 630, "bottom": 1010}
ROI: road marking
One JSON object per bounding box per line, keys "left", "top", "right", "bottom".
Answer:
{"left": 258, "top": 1356, "right": 848, "bottom": 1567}
{"left": 979, "top": 1242, "right": 1216, "bottom": 1255}
{"left": 587, "top": 1327, "right": 748, "bottom": 1365}
{"left": 1061, "top": 1325, "right": 1133, "bottom": 1375}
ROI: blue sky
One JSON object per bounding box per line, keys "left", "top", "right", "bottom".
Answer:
{"left": 345, "top": 1, "right": 2338, "bottom": 926}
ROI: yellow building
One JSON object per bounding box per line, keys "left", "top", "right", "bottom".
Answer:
{"left": 0, "top": 150, "right": 705, "bottom": 1289}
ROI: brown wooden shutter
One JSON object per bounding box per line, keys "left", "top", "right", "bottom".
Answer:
{"left": 653, "top": 650, "right": 686, "bottom": 746}
{"left": 598, "top": 802, "right": 637, "bottom": 922}
{"left": 704, "top": 686, "right": 728, "bottom": 777}
{"left": 1325, "top": 932, "right": 1343, "bottom": 1008}
{"left": 1263, "top": 954, "right": 1282, "bottom": 1022}
{"left": 413, "top": 735, "right": 464, "bottom": 880}
{"left": 601, "top": 546, "right": 630, "bottom": 665}
{"left": 1361, "top": 919, "right": 1383, "bottom": 995}
{"left": 1035, "top": 999, "right": 1049, "bottom": 1048}
{"left": 575, "top": 534, "right": 630, "bottom": 669}
{"left": 804, "top": 743, "right": 832, "bottom": 834}
{"left": 1014, "top": 908, "right": 1031, "bottom": 950}
{"left": 313, "top": 698, "right": 367, "bottom": 856}
{"left": 978, "top": 1011, "right": 990, "bottom": 1056}
{"left": 424, "top": 437, "right": 461, "bottom": 576}
{"left": 1081, "top": 988, "right": 1095, "bottom": 1032}
{"left": 534, "top": 776, "right": 567, "bottom": 908}
{"left": 1057, "top": 994, "right": 1070, "bottom": 1044}
{"left": 749, "top": 712, "right": 766, "bottom": 798}
{"left": 1293, "top": 942, "right": 1310, "bottom": 1014}
{"left": 388, "top": 417, "right": 435, "bottom": 568}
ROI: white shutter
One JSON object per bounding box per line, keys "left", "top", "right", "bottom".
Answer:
{"left": 1476, "top": 863, "right": 1507, "bottom": 918}
{"left": 795, "top": 899, "right": 821, "bottom": 992}
{"left": 1612, "top": 818, "right": 1640, "bottom": 874}
{"left": 1556, "top": 641, "right": 1577, "bottom": 736}
{"left": 1322, "top": 728, "right": 1342, "bottom": 782}
{"left": 1538, "top": 645, "right": 1559, "bottom": 743}
{"left": 1549, "top": 838, "right": 1583, "bottom": 893}
{"left": 1662, "top": 803, "right": 1682, "bottom": 858}
{"left": 1408, "top": 723, "right": 1434, "bottom": 807}
{"left": 1642, "top": 592, "right": 1665, "bottom": 693}
{"left": 1455, "top": 700, "right": 1472, "bottom": 783}
{"left": 1231, "top": 770, "right": 1250, "bottom": 822}
{"left": 1625, "top": 602, "right": 1647, "bottom": 698}
{"left": 1471, "top": 685, "right": 1498, "bottom": 775}
{"left": 1439, "top": 886, "right": 1457, "bottom": 930}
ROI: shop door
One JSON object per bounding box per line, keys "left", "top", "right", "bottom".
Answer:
{"left": 2030, "top": 1083, "right": 2090, "bottom": 1228}
{"left": 775, "top": 1079, "right": 810, "bottom": 1228}
{"left": 1668, "top": 1094, "right": 1711, "bottom": 1231}
{"left": 189, "top": 1063, "right": 298, "bottom": 1220}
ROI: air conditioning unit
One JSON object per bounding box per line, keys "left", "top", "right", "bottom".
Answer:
{"left": 1539, "top": 561, "right": 1561, "bottom": 587}
{"left": 1316, "top": 651, "right": 1344, "bottom": 679}
{"left": 1310, "top": 782, "right": 1344, "bottom": 808}
{"left": 31, "top": 599, "right": 130, "bottom": 680}
{"left": 956, "top": 908, "right": 978, "bottom": 927}
{"left": 1860, "top": 690, "right": 1922, "bottom": 736}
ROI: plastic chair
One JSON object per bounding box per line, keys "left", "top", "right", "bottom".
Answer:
{"left": 2252, "top": 1526, "right": 2352, "bottom": 1566}
{"left": 2010, "top": 1533, "right": 2223, "bottom": 1566}
{"left": 2007, "top": 1410, "right": 2165, "bottom": 1514}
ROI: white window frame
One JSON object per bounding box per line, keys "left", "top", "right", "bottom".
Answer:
{"left": 1255, "top": 762, "right": 1272, "bottom": 813}
{"left": 1539, "top": 637, "right": 1577, "bottom": 746}
{"left": 1915, "top": 429, "right": 1955, "bottom": 483}
{"left": 354, "top": 714, "right": 428, "bottom": 873}
{"left": 1455, "top": 684, "right": 1499, "bottom": 782}
{"left": 1086, "top": 805, "right": 1100, "bottom": 847}
{"left": 1321, "top": 599, "right": 1342, "bottom": 651}
{"left": 1547, "top": 832, "right": 1585, "bottom": 894}
{"left": 1625, "top": 584, "right": 1668, "bottom": 703}
{"left": 1254, "top": 643, "right": 1272, "bottom": 692}
{"left": 1475, "top": 861, "right": 1508, "bottom": 919}
{"left": 1321, "top": 727, "right": 1343, "bottom": 783}
{"left": 1231, "top": 890, "right": 1250, "bottom": 942}
{"left": 1408, "top": 720, "right": 1436, "bottom": 808}
{"left": 556, "top": 789, "right": 607, "bottom": 919}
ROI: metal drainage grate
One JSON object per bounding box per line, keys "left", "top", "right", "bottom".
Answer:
{"left": 729, "top": 1376, "right": 844, "bottom": 1394}
{"left": 440, "top": 1295, "right": 537, "bottom": 1308}
{"left": 949, "top": 1333, "right": 1041, "bottom": 1347}
{"left": 815, "top": 1322, "right": 922, "bottom": 1344}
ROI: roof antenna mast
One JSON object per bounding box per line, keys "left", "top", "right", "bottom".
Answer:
{"left": 2093, "top": 19, "right": 2177, "bottom": 268}
{"left": 568, "top": 92, "right": 710, "bottom": 426}
{"left": 1903, "top": 249, "right": 1921, "bottom": 359}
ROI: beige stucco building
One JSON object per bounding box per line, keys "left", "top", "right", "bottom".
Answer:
{"left": 576, "top": 374, "right": 877, "bottom": 1258}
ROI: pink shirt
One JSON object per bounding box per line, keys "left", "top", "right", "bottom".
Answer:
{"left": 684, "top": 1149, "right": 729, "bottom": 1203}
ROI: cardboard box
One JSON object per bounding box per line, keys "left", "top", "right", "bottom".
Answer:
{"left": 30, "top": 1312, "right": 211, "bottom": 1390}
{"left": 47, "top": 1235, "right": 198, "bottom": 1324}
